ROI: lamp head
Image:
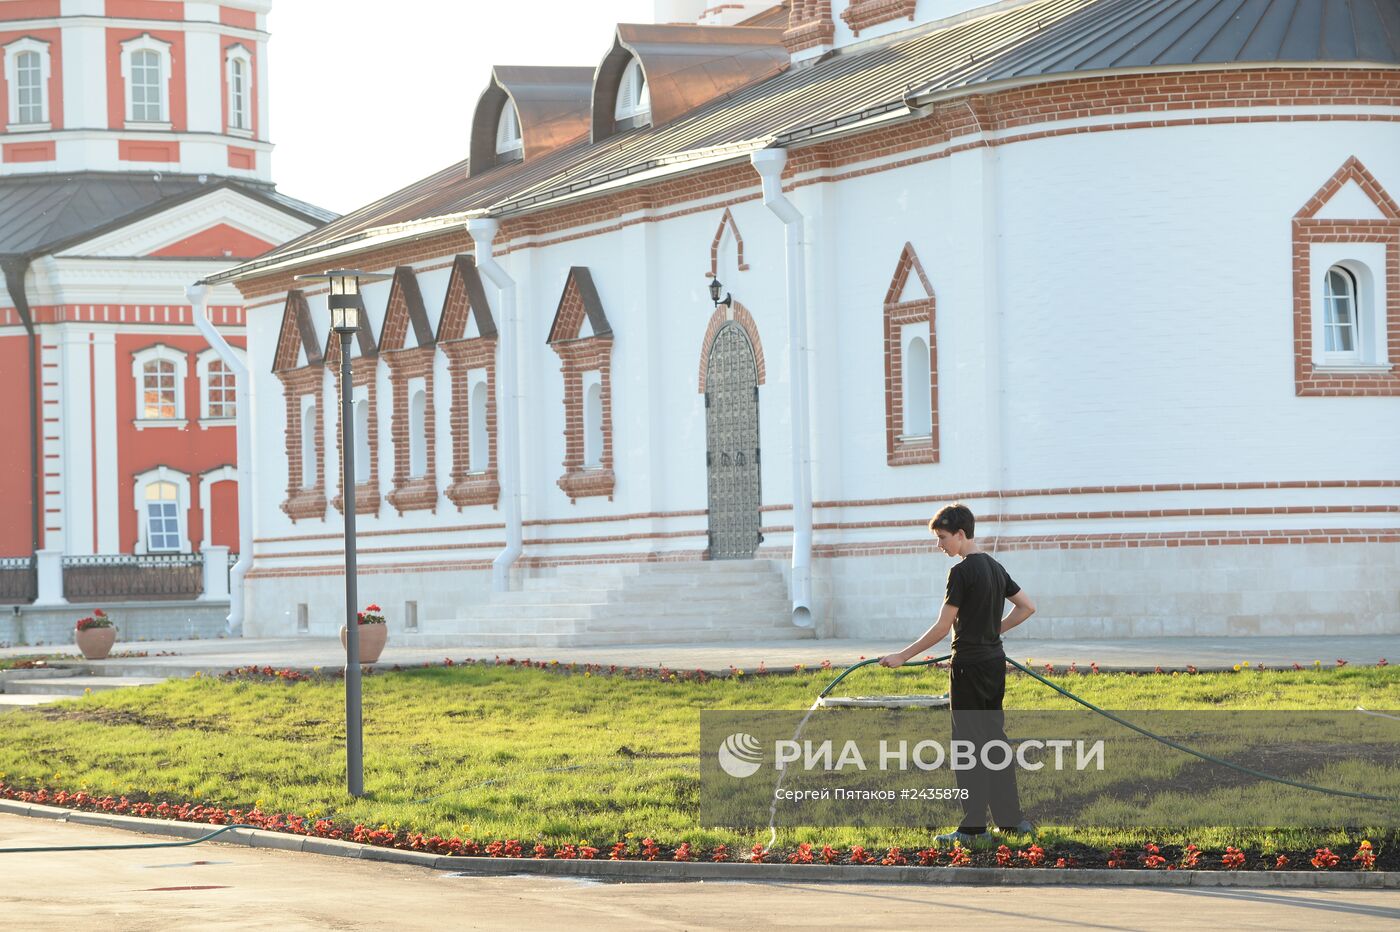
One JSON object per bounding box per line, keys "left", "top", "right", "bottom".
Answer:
{"left": 294, "top": 269, "right": 391, "bottom": 333}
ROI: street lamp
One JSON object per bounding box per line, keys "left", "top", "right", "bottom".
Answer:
{"left": 708, "top": 277, "right": 731, "bottom": 309}
{"left": 295, "top": 268, "right": 388, "bottom": 798}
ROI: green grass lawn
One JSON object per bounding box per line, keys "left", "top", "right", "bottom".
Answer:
{"left": 1, "top": 664, "right": 1396, "bottom": 859}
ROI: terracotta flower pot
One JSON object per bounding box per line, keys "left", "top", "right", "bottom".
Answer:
{"left": 76, "top": 626, "right": 116, "bottom": 661}
{"left": 340, "top": 622, "right": 388, "bottom": 664}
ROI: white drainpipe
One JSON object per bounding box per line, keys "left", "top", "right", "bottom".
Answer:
{"left": 751, "top": 148, "right": 814, "bottom": 629}
{"left": 468, "top": 218, "right": 523, "bottom": 591}
{"left": 187, "top": 283, "right": 251, "bottom": 636}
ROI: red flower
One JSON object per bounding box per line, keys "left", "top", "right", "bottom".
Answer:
{"left": 673, "top": 842, "right": 692, "bottom": 862}
{"left": 1336, "top": 659, "right": 1348, "bottom": 667}
{"left": 1053, "top": 856, "right": 1079, "bottom": 868}
{"left": 1221, "top": 847, "right": 1246, "bottom": 870}
{"left": 750, "top": 844, "right": 767, "bottom": 863}
{"left": 709, "top": 844, "right": 728, "bottom": 862}
{"left": 995, "top": 844, "right": 1013, "bottom": 867}
{"left": 947, "top": 846, "right": 972, "bottom": 867}
{"left": 1106, "top": 846, "right": 1128, "bottom": 869}
{"left": 1018, "top": 844, "right": 1046, "bottom": 867}
{"left": 640, "top": 838, "right": 661, "bottom": 861}
{"left": 881, "top": 847, "right": 907, "bottom": 866}
{"left": 848, "top": 845, "right": 876, "bottom": 865}
{"left": 1311, "top": 847, "right": 1340, "bottom": 869}
{"left": 787, "top": 843, "right": 813, "bottom": 864}
{"left": 609, "top": 842, "right": 627, "bottom": 860}
{"left": 820, "top": 844, "right": 840, "bottom": 864}
{"left": 916, "top": 848, "right": 940, "bottom": 866}
{"left": 1350, "top": 842, "right": 1374, "bottom": 870}
{"left": 1180, "top": 843, "right": 1201, "bottom": 869}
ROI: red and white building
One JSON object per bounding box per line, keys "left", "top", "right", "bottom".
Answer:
{"left": 208, "top": 0, "right": 1398, "bottom": 647}
{"left": 0, "top": 0, "right": 330, "bottom": 641}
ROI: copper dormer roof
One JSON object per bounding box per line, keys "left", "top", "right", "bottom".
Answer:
{"left": 470, "top": 65, "right": 594, "bottom": 175}
{"left": 591, "top": 23, "right": 788, "bottom": 141}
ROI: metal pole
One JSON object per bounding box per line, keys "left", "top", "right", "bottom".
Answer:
{"left": 339, "top": 330, "right": 363, "bottom": 798}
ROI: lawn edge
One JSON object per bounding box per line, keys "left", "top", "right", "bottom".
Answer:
{"left": 2, "top": 800, "right": 1393, "bottom": 888}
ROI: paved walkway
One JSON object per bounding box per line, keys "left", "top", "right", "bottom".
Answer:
{"left": 2, "top": 815, "right": 1395, "bottom": 931}
{"left": 0, "top": 634, "right": 1390, "bottom": 676}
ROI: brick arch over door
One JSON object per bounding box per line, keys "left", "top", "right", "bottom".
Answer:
{"left": 697, "top": 300, "right": 766, "bottom": 393}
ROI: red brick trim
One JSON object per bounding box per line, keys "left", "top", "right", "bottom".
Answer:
{"left": 840, "top": 0, "right": 916, "bottom": 36}
{"left": 697, "top": 300, "right": 767, "bottom": 392}
{"left": 277, "top": 367, "right": 325, "bottom": 522}
{"left": 1292, "top": 156, "right": 1400, "bottom": 396}
{"left": 325, "top": 339, "right": 381, "bottom": 517}
{"left": 783, "top": 0, "right": 833, "bottom": 52}
{"left": 384, "top": 347, "right": 437, "bottom": 514}
{"left": 883, "top": 243, "right": 937, "bottom": 465}
{"left": 272, "top": 290, "right": 320, "bottom": 372}
{"left": 442, "top": 336, "right": 500, "bottom": 509}
{"left": 707, "top": 207, "right": 749, "bottom": 278}
{"left": 550, "top": 270, "right": 615, "bottom": 502}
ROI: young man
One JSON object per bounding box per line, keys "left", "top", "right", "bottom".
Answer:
{"left": 879, "top": 502, "right": 1038, "bottom": 846}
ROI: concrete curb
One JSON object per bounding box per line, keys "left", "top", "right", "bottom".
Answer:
{"left": 2, "top": 800, "right": 1394, "bottom": 888}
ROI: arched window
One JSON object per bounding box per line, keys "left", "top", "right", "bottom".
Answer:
{"left": 142, "top": 359, "right": 177, "bottom": 420}
{"left": 1323, "top": 265, "right": 1358, "bottom": 355}
{"left": 353, "top": 396, "right": 370, "bottom": 484}
{"left": 469, "top": 380, "right": 488, "bottom": 473}
{"left": 300, "top": 396, "right": 317, "bottom": 489}
{"left": 230, "top": 57, "right": 248, "bottom": 130}
{"left": 495, "top": 101, "right": 522, "bottom": 159}
{"left": 205, "top": 359, "right": 236, "bottom": 419}
{"left": 15, "top": 51, "right": 42, "bottom": 123}
{"left": 902, "top": 335, "right": 932, "bottom": 437}
{"left": 614, "top": 57, "right": 650, "bottom": 128}
{"left": 583, "top": 379, "right": 603, "bottom": 467}
{"left": 409, "top": 388, "right": 427, "bottom": 477}
{"left": 130, "top": 49, "right": 163, "bottom": 122}
{"left": 144, "top": 481, "right": 181, "bottom": 552}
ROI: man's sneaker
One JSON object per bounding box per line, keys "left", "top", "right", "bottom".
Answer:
{"left": 933, "top": 830, "right": 977, "bottom": 848}
{"left": 993, "top": 820, "right": 1038, "bottom": 839}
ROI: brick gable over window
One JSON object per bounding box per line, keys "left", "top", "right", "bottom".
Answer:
{"left": 784, "top": 0, "right": 834, "bottom": 53}
{"left": 380, "top": 266, "right": 439, "bottom": 513}
{"left": 272, "top": 289, "right": 327, "bottom": 522}
{"left": 324, "top": 310, "right": 382, "bottom": 517}
{"left": 883, "top": 242, "right": 939, "bottom": 465}
{"left": 548, "top": 267, "right": 615, "bottom": 503}
{"left": 436, "top": 255, "right": 501, "bottom": 509}
{"left": 1293, "top": 156, "right": 1400, "bottom": 396}
{"left": 841, "top": 0, "right": 917, "bottom": 36}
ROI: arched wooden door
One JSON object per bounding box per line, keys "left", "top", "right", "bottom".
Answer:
{"left": 705, "top": 322, "right": 761, "bottom": 559}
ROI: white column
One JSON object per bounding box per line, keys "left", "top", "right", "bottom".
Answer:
{"left": 59, "top": 328, "right": 94, "bottom": 556}
{"left": 59, "top": 15, "right": 107, "bottom": 132}
{"left": 34, "top": 549, "right": 65, "bottom": 605}
{"left": 91, "top": 332, "right": 120, "bottom": 553}
{"left": 184, "top": 27, "right": 222, "bottom": 135}
{"left": 201, "top": 544, "right": 230, "bottom": 600}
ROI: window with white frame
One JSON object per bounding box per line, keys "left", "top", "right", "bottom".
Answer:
{"left": 1323, "top": 266, "right": 1359, "bottom": 356}
{"left": 1313, "top": 249, "right": 1388, "bottom": 370}
{"left": 133, "top": 467, "right": 190, "bottom": 554}
{"left": 196, "top": 348, "right": 240, "bottom": 421}
{"left": 409, "top": 386, "right": 427, "bottom": 478}
{"left": 225, "top": 44, "right": 252, "bottom": 133}
{"left": 132, "top": 344, "right": 187, "bottom": 425}
{"left": 613, "top": 56, "right": 650, "bottom": 128}
{"left": 902, "top": 334, "right": 932, "bottom": 437}
{"left": 582, "top": 370, "right": 603, "bottom": 468}
{"left": 300, "top": 395, "right": 318, "bottom": 489}
{"left": 121, "top": 34, "right": 172, "bottom": 125}
{"left": 4, "top": 38, "right": 51, "bottom": 129}
{"left": 495, "top": 100, "right": 522, "bottom": 159}
{"left": 468, "top": 378, "right": 488, "bottom": 472}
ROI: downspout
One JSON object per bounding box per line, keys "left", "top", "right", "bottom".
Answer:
{"left": 751, "top": 148, "right": 814, "bottom": 629}
{"left": 1, "top": 256, "right": 42, "bottom": 558}
{"left": 467, "top": 218, "right": 522, "bottom": 592}
{"left": 187, "top": 283, "right": 251, "bottom": 636}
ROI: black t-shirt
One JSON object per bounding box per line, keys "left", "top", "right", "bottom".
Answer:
{"left": 944, "top": 552, "right": 1020, "bottom": 663}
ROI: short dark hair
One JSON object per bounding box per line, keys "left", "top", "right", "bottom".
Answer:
{"left": 929, "top": 503, "right": 975, "bottom": 539}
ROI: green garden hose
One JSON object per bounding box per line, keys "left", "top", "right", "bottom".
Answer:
{"left": 819, "top": 655, "right": 1399, "bottom": 803}
{"left": 0, "top": 822, "right": 261, "bottom": 854}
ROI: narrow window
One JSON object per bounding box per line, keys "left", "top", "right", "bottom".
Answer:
{"left": 614, "top": 57, "right": 650, "bottom": 127}
{"left": 300, "top": 397, "right": 317, "bottom": 489}
{"left": 143, "top": 359, "right": 177, "bottom": 419}
{"left": 206, "top": 359, "right": 236, "bottom": 418}
{"left": 353, "top": 397, "right": 370, "bottom": 484}
{"left": 145, "top": 481, "right": 181, "bottom": 552}
{"left": 902, "top": 335, "right": 932, "bottom": 437}
{"left": 230, "top": 57, "right": 248, "bottom": 130}
{"left": 469, "top": 380, "right": 488, "bottom": 472}
{"left": 130, "top": 48, "right": 164, "bottom": 122}
{"left": 15, "top": 50, "right": 42, "bottom": 123}
{"left": 583, "top": 381, "right": 603, "bottom": 467}
{"left": 495, "top": 101, "right": 522, "bottom": 159}
{"left": 409, "top": 387, "right": 427, "bottom": 478}
{"left": 1323, "top": 266, "right": 1358, "bottom": 355}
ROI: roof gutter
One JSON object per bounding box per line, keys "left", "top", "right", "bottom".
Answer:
{"left": 1, "top": 256, "right": 42, "bottom": 559}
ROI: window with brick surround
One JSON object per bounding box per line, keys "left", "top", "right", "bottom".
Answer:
{"left": 272, "top": 290, "right": 327, "bottom": 522}
{"left": 325, "top": 317, "right": 382, "bottom": 518}
{"left": 548, "top": 267, "right": 615, "bottom": 502}
{"left": 1293, "top": 157, "right": 1399, "bottom": 396}
{"left": 5, "top": 38, "right": 51, "bottom": 129}
{"left": 436, "top": 255, "right": 500, "bottom": 509}
{"left": 380, "top": 266, "right": 437, "bottom": 514}
{"left": 883, "top": 243, "right": 939, "bottom": 465}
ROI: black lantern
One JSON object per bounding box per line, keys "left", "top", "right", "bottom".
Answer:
{"left": 708, "top": 277, "right": 731, "bottom": 309}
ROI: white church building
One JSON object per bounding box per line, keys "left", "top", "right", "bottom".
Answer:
{"left": 205, "top": 0, "right": 1400, "bottom": 646}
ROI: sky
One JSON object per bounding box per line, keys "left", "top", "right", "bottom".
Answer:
{"left": 266, "top": 1, "right": 657, "bottom": 216}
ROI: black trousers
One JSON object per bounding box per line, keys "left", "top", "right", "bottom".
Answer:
{"left": 949, "top": 654, "right": 1024, "bottom": 833}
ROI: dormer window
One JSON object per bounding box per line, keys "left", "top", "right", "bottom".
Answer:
{"left": 613, "top": 57, "right": 650, "bottom": 129}
{"left": 495, "top": 101, "right": 522, "bottom": 161}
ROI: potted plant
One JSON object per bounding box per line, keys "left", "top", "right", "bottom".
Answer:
{"left": 340, "top": 603, "right": 388, "bottom": 664}
{"left": 74, "top": 609, "right": 116, "bottom": 660}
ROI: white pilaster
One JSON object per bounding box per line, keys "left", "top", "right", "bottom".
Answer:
{"left": 92, "top": 332, "right": 120, "bottom": 553}
{"left": 59, "top": 20, "right": 106, "bottom": 131}
{"left": 201, "top": 544, "right": 230, "bottom": 600}
{"left": 185, "top": 28, "right": 222, "bottom": 135}
{"left": 59, "top": 328, "right": 94, "bottom": 555}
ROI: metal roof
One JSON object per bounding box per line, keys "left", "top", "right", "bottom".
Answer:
{"left": 0, "top": 172, "right": 335, "bottom": 261}
{"left": 925, "top": 0, "right": 1400, "bottom": 93}
{"left": 221, "top": 0, "right": 1400, "bottom": 283}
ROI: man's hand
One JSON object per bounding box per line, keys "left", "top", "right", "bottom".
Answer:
{"left": 878, "top": 651, "right": 909, "bottom": 668}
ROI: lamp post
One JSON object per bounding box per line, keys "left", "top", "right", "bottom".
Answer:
{"left": 295, "top": 268, "right": 388, "bottom": 798}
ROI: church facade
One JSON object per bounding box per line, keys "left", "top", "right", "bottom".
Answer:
{"left": 211, "top": 0, "right": 1400, "bottom": 645}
